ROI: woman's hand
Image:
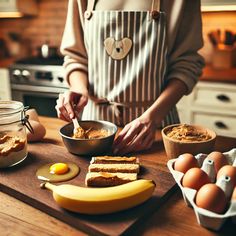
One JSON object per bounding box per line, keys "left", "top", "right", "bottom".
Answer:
{"left": 55, "top": 90, "right": 88, "bottom": 121}
{"left": 112, "top": 113, "right": 156, "bottom": 155}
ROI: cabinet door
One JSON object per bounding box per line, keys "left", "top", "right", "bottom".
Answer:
{"left": 176, "top": 95, "right": 192, "bottom": 124}
{"left": 0, "top": 90, "right": 11, "bottom": 100}
{"left": 193, "top": 85, "right": 236, "bottom": 110}
{"left": 177, "top": 110, "right": 187, "bottom": 124}
{"left": 0, "top": 68, "right": 11, "bottom": 100}
{"left": 0, "top": 0, "right": 17, "bottom": 10}
{"left": 193, "top": 112, "right": 236, "bottom": 138}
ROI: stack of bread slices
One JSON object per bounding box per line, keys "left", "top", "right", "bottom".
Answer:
{"left": 85, "top": 156, "right": 140, "bottom": 187}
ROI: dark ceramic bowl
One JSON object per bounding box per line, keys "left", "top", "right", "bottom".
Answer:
{"left": 60, "top": 120, "right": 117, "bottom": 156}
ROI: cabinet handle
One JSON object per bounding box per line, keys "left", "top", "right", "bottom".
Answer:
{"left": 216, "top": 94, "right": 230, "bottom": 102}
{"left": 214, "top": 121, "right": 228, "bottom": 129}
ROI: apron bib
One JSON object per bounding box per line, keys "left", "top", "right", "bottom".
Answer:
{"left": 82, "top": 0, "right": 179, "bottom": 127}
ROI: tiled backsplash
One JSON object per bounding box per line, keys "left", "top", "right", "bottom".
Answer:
{"left": 0, "top": 0, "right": 235, "bottom": 62}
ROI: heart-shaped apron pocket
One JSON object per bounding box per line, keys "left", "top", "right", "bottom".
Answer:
{"left": 104, "top": 37, "right": 133, "bottom": 60}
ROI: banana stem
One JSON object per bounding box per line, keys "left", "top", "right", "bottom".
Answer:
{"left": 40, "top": 182, "right": 56, "bottom": 191}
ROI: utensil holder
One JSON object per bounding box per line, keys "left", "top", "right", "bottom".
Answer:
{"left": 212, "top": 45, "right": 236, "bottom": 69}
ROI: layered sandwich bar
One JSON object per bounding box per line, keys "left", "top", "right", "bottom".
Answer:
{"left": 86, "top": 156, "right": 140, "bottom": 187}
{"left": 90, "top": 156, "right": 139, "bottom": 164}
{"left": 85, "top": 172, "right": 138, "bottom": 187}
{"left": 88, "top": 163, "right": 140, "bottom": 173}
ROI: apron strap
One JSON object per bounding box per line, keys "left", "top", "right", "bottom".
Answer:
{"left": 150, "top": 0, "right": 161, "bottom": 20}
{"left": 84, "top": 0, "right": 96, "bottom": 20}
{"left": 90, "top": 97, "right": 154, "bottom": 109}
{"left": 152, "top": 0, "right": 160, "bottom": 12}
{"left": 90, "top": 97, "right": 154, "bottom": 127}
{"left": 85, "top": 0, "right": 161, "bottom": 20}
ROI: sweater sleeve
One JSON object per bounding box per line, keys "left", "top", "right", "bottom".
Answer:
{"left": 165, "top": 0, "right": 205, "bottom": 95}
{"left": 60, "top": 0, "right": 88, "bottom": 83}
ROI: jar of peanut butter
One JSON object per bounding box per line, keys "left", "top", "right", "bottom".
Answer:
{"left": 0, "top": 101, "right": 30, "bottom": 168}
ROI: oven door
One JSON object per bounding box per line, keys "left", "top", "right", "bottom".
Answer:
{"left": 11, "top": 84, "right": 68, "bottom": 117}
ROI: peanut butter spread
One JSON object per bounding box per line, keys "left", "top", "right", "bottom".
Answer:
{"left": 96, "top": 156, "right": 136, "bottom": 162}
{"left": 166, "top": 124, "right": 211, "bottom": 142}
{"left": 89, "top": 163, "right": 140, "bottom": 173}
{"left": 91, "top": 156, "right": 138, "bottom": 164}
{"left": 99, "top": 172, "right": 116, "bottom": 178}
{"left": 73, "top": 127, "right": 86, "bottom": 139}
{"left": 0, "top": 135, "right": 26, "bottom": 156}
{"left": 96, "top": 172, "right": 137, "bottom": 180}
{"left": 73, "top": 127, "right": 109, "bottom": 139}
{"left": 86, "top": 172, "right": 138, "bottom": 187}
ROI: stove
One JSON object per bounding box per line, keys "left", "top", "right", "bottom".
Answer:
{"left": 16, "top": 56, "right": 64, "bottom": 65}
{"left": 9, "top": 56, "right": 68, "bottom": 117}
{"left": 10, "top": 56, "right": 67, "bottom": 88}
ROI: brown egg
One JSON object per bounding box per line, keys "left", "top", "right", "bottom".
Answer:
{"left": 182, "top": 167, "right": 210, "bottom": 190}
{"left": 207, "top": 151, "right": 228, "bottom": 173}
{"left": 231, "top": 187, "right": 236, "bottom": 201}
{"left": 26, "top": 108, "right": 40, "bottom": 122}
{"left": 217, "top": 165, "right": 236, "bottom": 187}
{"left": 27, "top": 120, "right": 46, "bottom": 142}
{"left": 196, "top": 183, "right": 227, "bottom": 214}
{"left": 174, "top": 153, "right": 198, "bottom": 173}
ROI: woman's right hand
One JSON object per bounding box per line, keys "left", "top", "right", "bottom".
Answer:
{"left": 55, "top": 90, "right": 88, "bottom": 121}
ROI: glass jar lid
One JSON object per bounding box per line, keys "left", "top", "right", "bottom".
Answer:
{"left": 0, "top": 100, "right": 23, "bottom": 115}
{"left": 0, "top": 101, "right": 24, "bottom": 124}
{"left": 0, "top": 101, "right": 33, "bottom": 133}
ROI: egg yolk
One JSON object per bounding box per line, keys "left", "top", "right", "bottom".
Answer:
{"left": 49, "top": 163, "right": 69, "bottom": 175}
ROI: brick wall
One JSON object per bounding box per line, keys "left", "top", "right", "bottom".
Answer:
{"left": 0, "top": 1, "right": 236, "bottom": 62}
{"left": 0, "top": 0, "right": 68, "bottom": 57}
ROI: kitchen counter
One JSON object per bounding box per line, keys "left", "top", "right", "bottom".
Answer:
{"left": 200, "top": 65, "right": 236, "bottom": 84}
{"left": 0, "top": 58, "right": 14, "bottom": 68}
{"left": 0, "top": 116, "right": 235, "bottom": 236}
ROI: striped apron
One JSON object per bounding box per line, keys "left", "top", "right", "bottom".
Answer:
{"left": 82, "top": 0, "right": 179, "bottom": 127}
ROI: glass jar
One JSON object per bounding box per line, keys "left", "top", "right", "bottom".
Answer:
{"left": 0, "top": 101, "right": 29, "bottom": 168}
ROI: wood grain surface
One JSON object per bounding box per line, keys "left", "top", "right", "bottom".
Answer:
{"left": 0, "top": 142, "right": 176, "bottom": 236}
{"left": 0, "top": 116, "right": 235, "bottom": 236}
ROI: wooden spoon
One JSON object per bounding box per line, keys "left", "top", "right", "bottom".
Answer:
{"left": 72, "top": 118, "right": 81, "bottom": 135}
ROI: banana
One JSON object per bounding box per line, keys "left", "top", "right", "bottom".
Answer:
{"left": 41, "top": 179, "right": 155, "bottom": 215}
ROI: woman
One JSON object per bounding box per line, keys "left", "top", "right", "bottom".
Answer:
{"left": 56, "top": 0, "right": 205, "bottom": 155}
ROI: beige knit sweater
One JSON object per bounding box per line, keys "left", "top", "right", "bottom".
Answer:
{"left": 60, "top": 0, "right": 205, "bottom": 94}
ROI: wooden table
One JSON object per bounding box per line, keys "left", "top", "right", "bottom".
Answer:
{"left": 0, "top": 116, "right": 235, "bottom": 236}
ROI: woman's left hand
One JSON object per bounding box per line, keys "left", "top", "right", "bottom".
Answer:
{"left": 112, "top": 113, "right": 156, "bottom": 155}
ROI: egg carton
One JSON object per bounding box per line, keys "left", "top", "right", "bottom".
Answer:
{"left": 167, "top": 148, "right": 236, "bottom": 231}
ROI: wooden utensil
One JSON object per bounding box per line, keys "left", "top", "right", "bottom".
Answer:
{"left": 72, "top": 118, "right": 81, "bottom": 135}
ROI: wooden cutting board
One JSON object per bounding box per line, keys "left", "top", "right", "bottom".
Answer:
{"left": 0, "top": 143, "right": 176, "bottom": 236}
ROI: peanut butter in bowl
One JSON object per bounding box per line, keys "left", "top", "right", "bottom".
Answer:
{"left": 72, "top": 127, "right": 110, "bottom": 139}
{"left": 161, "top": 124, "right": 216, "bottom": 159}
{"left": 166, "top": 124, "right": 212, "bottom": 142}
{"left": 60, "top": 120, "right": 117, "bottom": 156}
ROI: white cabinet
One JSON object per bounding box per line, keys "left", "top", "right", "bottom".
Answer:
{"left": 0, "top": 68, "right": 11, "bottom": 100}
{"left": 177, "top": 81, "right": 236, "bottom": 138}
